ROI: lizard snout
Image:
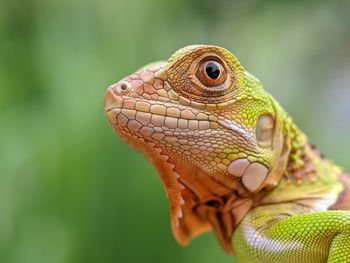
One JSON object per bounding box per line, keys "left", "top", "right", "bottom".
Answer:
{"left": 104, "top": 80, "right": 133, "bottom": 114}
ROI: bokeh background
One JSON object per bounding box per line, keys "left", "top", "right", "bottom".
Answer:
{"left": 1, "top": 0, "right": 350, "bottom": 262}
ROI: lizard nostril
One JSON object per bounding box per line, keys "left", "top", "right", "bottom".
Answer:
{"left": 113, "top": 80, "right": 132, "bottom": 95}
{"left": 120, "top": 82, "right": 128, "bottom": 91}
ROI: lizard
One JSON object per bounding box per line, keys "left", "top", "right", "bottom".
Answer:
{"left": 104, "top": 45, "right": 350, "bottom": 262}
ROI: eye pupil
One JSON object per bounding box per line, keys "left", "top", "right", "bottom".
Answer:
{"left": 205, "top": 61, "right": 220, "bottom": 79}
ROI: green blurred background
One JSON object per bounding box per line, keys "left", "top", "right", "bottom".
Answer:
{"left": 1, "top": 0, "right": 350, "bottom": 262}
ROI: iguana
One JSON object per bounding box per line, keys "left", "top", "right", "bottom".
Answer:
{"left": 104, "top": 45, "right": 350, "bottom": 262}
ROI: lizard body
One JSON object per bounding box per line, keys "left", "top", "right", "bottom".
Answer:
{"left": 104, "top": 45, "right": 350, "bottom": 262}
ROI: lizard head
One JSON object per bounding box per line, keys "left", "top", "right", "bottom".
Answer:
{"left": 104, "top": 45, "right": 300, "bottom": 254}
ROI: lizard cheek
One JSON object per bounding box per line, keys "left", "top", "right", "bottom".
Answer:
{"left": 256, "top": 114, "right": 275, "bottom": 148}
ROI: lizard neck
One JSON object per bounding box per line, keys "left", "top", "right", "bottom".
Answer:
{"left": 259, "top": 138, "right": 345, "bottom": 212}
{"left": 253, "top": 103, "right": 346, "bottom": 212}
{"left": 282, "top": 114, "right": 342, "bottom": 185}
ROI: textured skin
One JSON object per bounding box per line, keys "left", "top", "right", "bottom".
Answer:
{"left": 104, "top": 45, "right": 350, "bottom": 262}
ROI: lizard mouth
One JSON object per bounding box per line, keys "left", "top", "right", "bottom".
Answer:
{"left": 104, "top": 87, "right": 217, "bottom": 138}
{"left": 104, "top": 86, "right": 254, "bottom": 143}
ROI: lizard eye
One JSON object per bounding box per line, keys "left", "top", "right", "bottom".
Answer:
{"left": 196, "top": 59, "right": 227, "bottom": 87}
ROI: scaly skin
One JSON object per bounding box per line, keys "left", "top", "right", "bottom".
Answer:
{"left": 104, "top": 45, "right": 350, "bottom": 262}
